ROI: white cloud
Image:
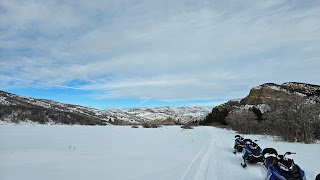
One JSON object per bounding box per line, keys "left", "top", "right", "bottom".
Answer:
{"left": 1, "top": 0, "right": 320, "bottom": 101}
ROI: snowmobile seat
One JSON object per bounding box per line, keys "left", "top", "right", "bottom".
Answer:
{"left": 243, "top": 139, "right": 253, "bottom": 145}
{"left": 262, "top": 148, "right": 278, "bottom": 157}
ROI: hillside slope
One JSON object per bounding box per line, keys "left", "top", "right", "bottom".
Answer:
{"left": 0, "top": 90, "right": 210, "bottom": 125}
{"left": 0, "top": 90, "right": 108, "bottom": 125}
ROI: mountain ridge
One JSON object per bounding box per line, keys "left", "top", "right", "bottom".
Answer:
{"left": 0, "top": 90, "right": 210, "bottom": 125}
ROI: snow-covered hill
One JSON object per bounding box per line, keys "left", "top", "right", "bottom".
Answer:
{"left": 107, "top": 106, "right": 210, "bottom": 124}
{"left": 0, "top": 90, "right": 210, "bottom": 125}
{"left": 0, "top": 125, "right": 319, "bottom": 180}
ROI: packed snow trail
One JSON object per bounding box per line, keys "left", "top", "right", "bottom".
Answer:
{"left": 180, "top": 128, "right": 263, "bottom": 180}
{"left": 180, "top": 127, "right": 319, "bottom": 180}
{"left": 0, "top": 125, "right": 319, "bottom": 180}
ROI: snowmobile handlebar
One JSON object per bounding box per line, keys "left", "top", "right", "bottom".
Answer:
{"left": 284, "top": 152, "right": 296, "bottom": 156}
{"left": 262, "top": 148, "right": 295, "bottom": 158}
{"left": 276, "top": 152, "right": 296, "bottom": 160}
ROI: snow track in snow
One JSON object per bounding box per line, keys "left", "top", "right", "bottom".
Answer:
{"left": 180, "top": 138, "right": 212, "bottom": 180}
{"left": 181, "top": 128, "right": 266, "bottom": 180}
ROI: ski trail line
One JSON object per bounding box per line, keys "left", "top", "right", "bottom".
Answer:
{"left": 180, "top": 138, "right": 211, "bottom": 180}
{"left": 204, "top": 140, "right": 216, "bottom": 180}
{"left": 194, "top": 139, "right": 213, "bottom": 180}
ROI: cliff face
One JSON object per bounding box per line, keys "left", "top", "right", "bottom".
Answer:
{"left": 242, "top": 84, "right": 294, "bottom": 105}
{"left": 200, "top": 82, "right": 320, "bottom": 125}
{"left": 241, "top": 82, "right": 320, "bottom": 105}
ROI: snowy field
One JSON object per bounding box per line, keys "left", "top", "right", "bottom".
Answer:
{"left": 0, "top": 125, "right": 319, "bottom": 180}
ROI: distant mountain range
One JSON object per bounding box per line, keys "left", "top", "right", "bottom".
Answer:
{"left": 0, "top": 90, "right": 210, "bottom": 125}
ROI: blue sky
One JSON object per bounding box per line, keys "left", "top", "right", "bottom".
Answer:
{"left": 1, "top": 0, "right": 320, "bottom": 109}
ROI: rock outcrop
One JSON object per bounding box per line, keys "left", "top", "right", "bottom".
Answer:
{"left": 200, "top": 82, "right": 320, "bottom": 125}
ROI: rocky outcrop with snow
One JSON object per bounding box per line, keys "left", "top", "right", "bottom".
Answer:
{"left": 200, "top": 82, "right": 320, "bottom": 125}
{"left": 241, "top": 82, "right": 320, "bottom": 105}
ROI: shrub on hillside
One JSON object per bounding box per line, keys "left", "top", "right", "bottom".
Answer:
{"left": 225, "top": 97, "right": 320, "bottom": 143}
{"left": 142, "top": 123, "right": 161, "bottom": 128}
{"left": 265, "top": 99, "right": 320, "bottom": 143}
{"left": 181, "top": 124, "right": 193, "bottom": 129}
{"left": 200, "top": 107, "right": 229, "bottom": 125}
{"left": 226, "top": 110, "right": 262, "bottom": 134}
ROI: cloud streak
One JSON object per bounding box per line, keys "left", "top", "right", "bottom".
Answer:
{"left": 1, "top": 0, "right": 320, "bottom": 103}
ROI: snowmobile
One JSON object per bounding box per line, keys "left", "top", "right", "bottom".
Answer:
{"left": 260, "top": 148, "right": 306, "bottom": 180}
{"left": 241, "top": 139, "right": 263, "bottom": 168}
{"left": 233, "top": 135, "right": 245, "bottom": 154}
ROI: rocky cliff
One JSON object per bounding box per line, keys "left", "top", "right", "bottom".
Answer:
{"left": 200, "top": 82, "right": 320, "bottom": 125}
{"left": 241, "top": 82, "right": 320, "bottom": 105}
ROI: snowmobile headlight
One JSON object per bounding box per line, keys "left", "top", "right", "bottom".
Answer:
{"left": 278, "top": 162, "right": 290, "bottom": 171}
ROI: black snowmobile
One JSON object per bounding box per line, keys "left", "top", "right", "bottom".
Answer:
{"left": 241, "top": 139, "right": 263, "bottom": 168}
{"left": 233, "top": 135, "right": 245, "bottom": 154}
{"left": 261, "top": 148, "right": 306, "bottom": 180}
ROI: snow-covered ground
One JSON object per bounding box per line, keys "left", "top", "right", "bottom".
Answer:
{"left": 0, "top": 125, "right": 319, "bottom": 180}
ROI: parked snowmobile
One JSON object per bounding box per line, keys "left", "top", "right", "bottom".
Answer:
{"left": 261, "top": 148, "right": 306, "bottom": 180}
{"left": 241, "top": 139, "right": 263, "bottom": 168}
{"left": 233, "top": 135, "right": 245, "bottom": 154}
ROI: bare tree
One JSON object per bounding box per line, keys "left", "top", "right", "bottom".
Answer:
{"left": 226, "top": 110, "right": 259, "bottom": 134}
{"left": 265, "top": 97, "right": 320, "bottom": 143}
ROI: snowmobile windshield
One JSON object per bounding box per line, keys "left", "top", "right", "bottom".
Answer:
{"left": 249, "top": 143, "right": 259, "bottom": 150}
